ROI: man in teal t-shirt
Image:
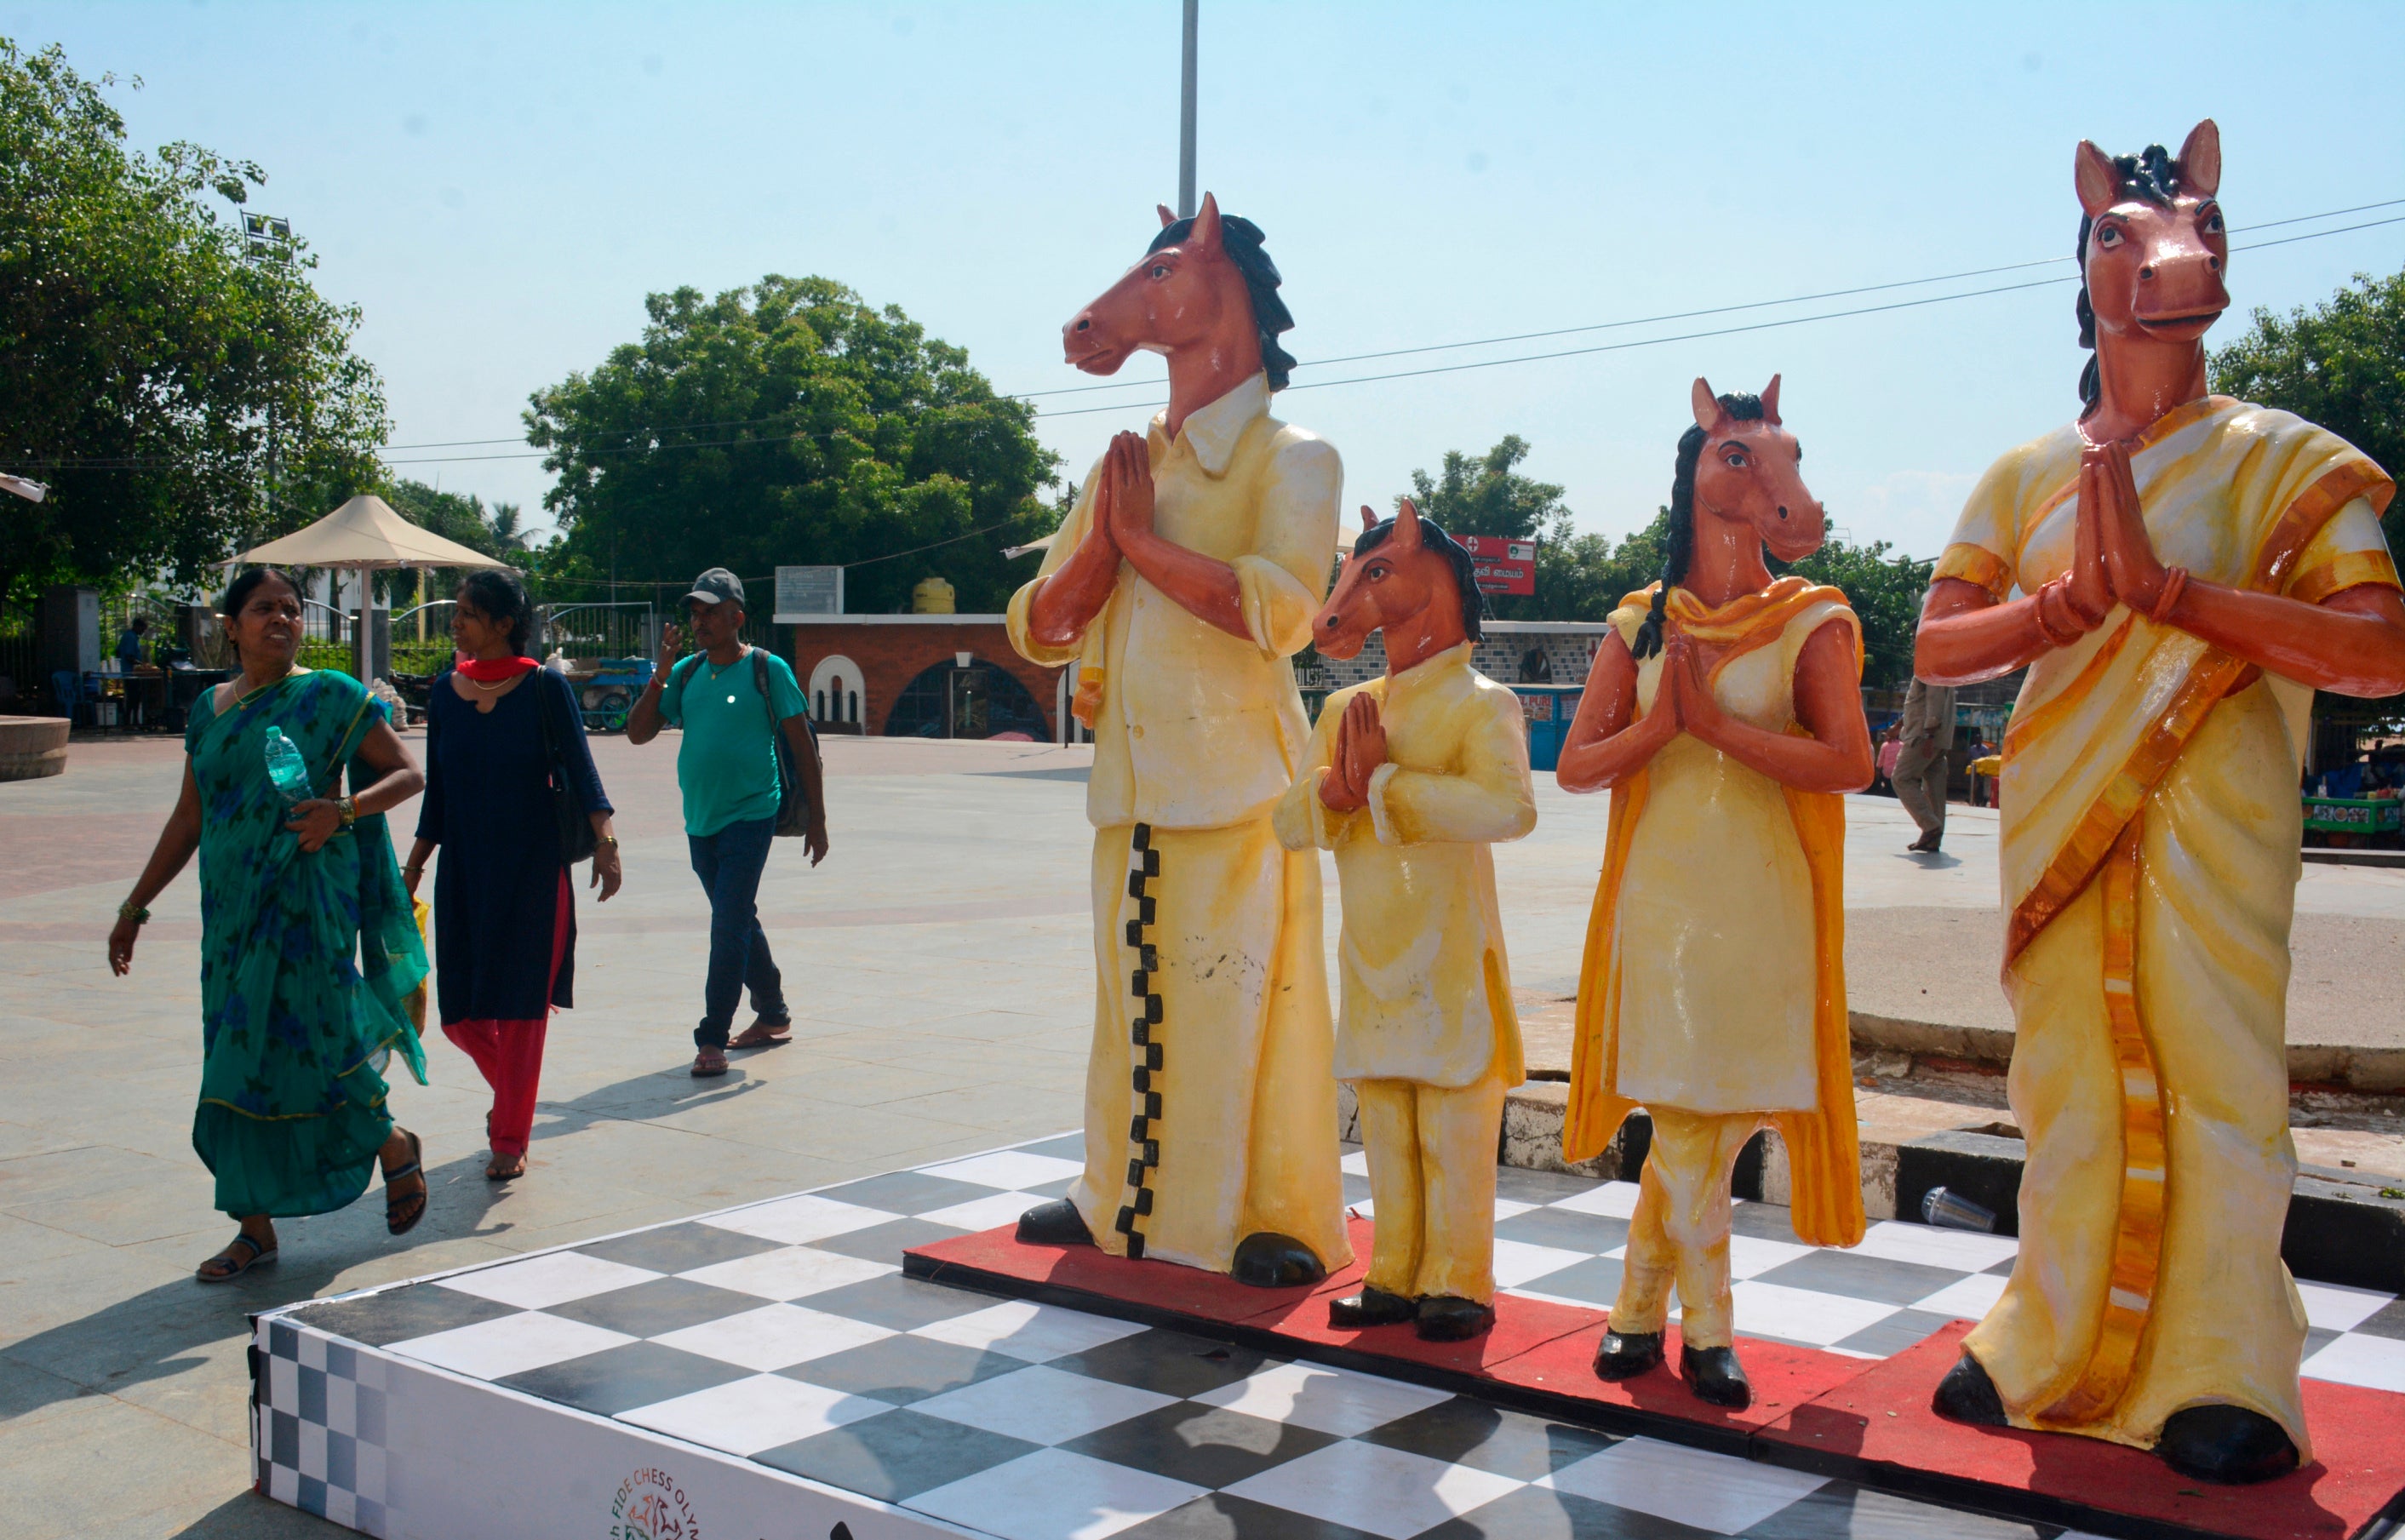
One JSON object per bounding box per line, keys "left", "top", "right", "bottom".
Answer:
{"left": 628, "top": 569, "right": 828, "bottom": 1075}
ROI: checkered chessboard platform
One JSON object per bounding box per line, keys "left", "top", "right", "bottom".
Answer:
{"left": 257, "top": 1135, "right": 2405, "bottom": 1540}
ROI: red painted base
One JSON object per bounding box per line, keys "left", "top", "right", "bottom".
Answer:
{"left": 904, "top": 1225, "right": 2405, "bottom": 1540}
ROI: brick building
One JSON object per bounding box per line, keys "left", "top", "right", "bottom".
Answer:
{"left": 787, "top": 615, "right": 1073, "bottom": 740}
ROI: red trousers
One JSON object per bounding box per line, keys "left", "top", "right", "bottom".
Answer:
{"left": 441, "top": 871, "right": 570, "bottom": 1159}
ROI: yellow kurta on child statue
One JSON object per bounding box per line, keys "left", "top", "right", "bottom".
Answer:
{"left": 1277, "top": 504, "right": 1534, "bottom": 1342}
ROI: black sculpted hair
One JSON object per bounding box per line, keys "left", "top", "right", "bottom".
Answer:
{"left": 1629, "top": 392, "right": 1766, "bottom": 661}
{"left": 2074, "top": 142, "right": 2186, "bottom": 414}
{"left": 1149, "top": 213, "right": 1298, "bottom": 390}
{"left": 458, "top": 565, "right": 535, "bottom": 651}
{"left": 1353, "top": 512, "right": 1486, "bottom": 643}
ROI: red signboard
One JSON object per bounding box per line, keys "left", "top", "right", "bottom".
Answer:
{"left": 1460, "top": 535, "right": 1537, "bottom": 596}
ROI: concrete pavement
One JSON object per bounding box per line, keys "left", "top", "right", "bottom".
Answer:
{"left": 3, "top": 726, "right": 2402, "bottom": 1537}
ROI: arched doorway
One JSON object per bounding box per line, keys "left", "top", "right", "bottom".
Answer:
{"left": 884, "top": 656, "right": 1047, "bottom": 739}
{"left": 807, "top": 653, "right": 863, "bottom": 732}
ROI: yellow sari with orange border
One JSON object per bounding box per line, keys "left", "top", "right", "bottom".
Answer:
{"left": 1933, "top": 396, "right": 2396, "bottom": 1456}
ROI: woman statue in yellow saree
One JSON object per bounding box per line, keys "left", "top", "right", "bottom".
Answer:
{"left": 1917, "top": 122, "right": 2405, "bottom": 1484}
{"left": 1559, "top": 376, "right": 1874, "bottom": 1409}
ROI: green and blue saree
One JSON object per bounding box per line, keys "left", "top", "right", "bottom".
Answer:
{"left": 185, "top": 667, "right": 427, "bottom": 1218}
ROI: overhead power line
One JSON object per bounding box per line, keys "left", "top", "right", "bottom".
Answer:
{"left": 9, "top": 201, "right": 2401, "bottom": 473}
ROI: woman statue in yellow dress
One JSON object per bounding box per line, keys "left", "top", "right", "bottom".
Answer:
{"left": 1917, "top": 122, "right": 2405, "bottom": 1483}
{"left": 1557, "top": 377, "right": 1874, "bottom": 1408}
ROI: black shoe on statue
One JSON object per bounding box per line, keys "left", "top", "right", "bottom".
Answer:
{"left": 1931, "top": 1353, "right": 2009, "bottom": 1427}
{"left": 1230, "top": 1232, "right": 1326, "bottom": 1289}
{"left": 1326, "top": 1286, "right": 1416, "bottom": 1330}
{"left": 1016, "top": 1199, "right": 1094, "bottom": 1247}
{"left": 2156, "top": 1405, "right": 2300, "bottom": 1485}
{"left": 1681, "top": 1344, "right": 1752, "bottom": 1409}
{"left": 1593, "top": 1329, "right": 1665, "bottom": 1382}
{"left": 1414, "top": 1297, "right": 1495, "bottom": 1342}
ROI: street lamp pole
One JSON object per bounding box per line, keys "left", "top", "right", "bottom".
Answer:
{"left": 1177, "top": 0, "right": 1198, "bottom": 219}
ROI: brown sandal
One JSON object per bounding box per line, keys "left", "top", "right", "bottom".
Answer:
{"left": 383, "top": 1129, "right": 428, "bottom": 1234}
{"left": 730, "top": 1020, "right": 792, "bottom": 1050}
{"left": 197, "top": 1231, "right": 278, "bottom": 1284}
{"left": 485, "top": 1150, "right": 527, "bottom": 1182}
{"left": 691, "top": 1047, "right": 729, "bottom": 1078}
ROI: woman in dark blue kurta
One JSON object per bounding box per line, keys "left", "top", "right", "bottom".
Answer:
{"left": 403, "top": 571, "right": 620, "bottom": 1179}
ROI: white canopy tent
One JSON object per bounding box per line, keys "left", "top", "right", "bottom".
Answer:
{"left": 229, "top": 495, "right": 508, "bottom": 679}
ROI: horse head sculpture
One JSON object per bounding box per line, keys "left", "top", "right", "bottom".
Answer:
{"left": 1062, "top": 192, "right": 1297, "bottom": 430}
{"left": 1631, "top": 375, "right": 1825, "bottom": 659}
{"left": 1313, "top": 498, "right": 1484, "bottom": 674}
{"left": 2073, "top": 119, "right": 2228, "bottom": 414}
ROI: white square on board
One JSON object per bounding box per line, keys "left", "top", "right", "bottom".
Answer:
{"left": 1223, "top": 1439, "right": 1521, "bottom": 1540}
{"left": 913, "top": 1363, "right": 1177, "bottom": 1446}
{"left": 911, "top": 1299, "right": 1149, "bottom": 1363}
{"left": 917, "top": 1150, "right": 1085, "bottom": 1192}
{"left": 1726, "top": 1280, "right": 1899, "bottom": 1348}
{"left": 618, "top": 1372, "right": 885, "bottom": 1457}
{"left": 1192, "top": 1360, "right": 1450, "bottom": 1438}
{"left": 908, "top": 1447, "right": 1203, "bottom": 1540}
{"left": 702, "top": 1194, "right": 896, "bottom": 1245}
{"left": 435, "top": 1251, "right": 661, "bottom": 1312}
{"left": 678, "top": 1246, "right": 895, "bottom": 1301}
{"left": 388, "top": 1313, "right": 633, "bottom": 1381}
{"left": 651, "top": 1303, "right": 894, "bottom": 1371}
{"left": 1545, "top": 1435, "right": 1824, "bottom": 1532}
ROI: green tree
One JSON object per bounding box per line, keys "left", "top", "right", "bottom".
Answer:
{"left": 0, "top": 38, "right": 387, "bottom": 606}
{"left": 1772, "top": 539, "right": 1933, "bottom": 690}
{"left": 526, "top": 276, "right": 1057, "bottom": 614}
{"left": 2211, "top": 265, "right": 2405, "bottom": 726}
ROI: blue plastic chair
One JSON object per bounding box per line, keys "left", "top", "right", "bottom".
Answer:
{"left": 49, "top": 670, "right": 82, "bottom": 723}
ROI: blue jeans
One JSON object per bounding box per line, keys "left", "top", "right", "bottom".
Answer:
{"left": 688, "top": 816, "right": 787, "bottom": 1048}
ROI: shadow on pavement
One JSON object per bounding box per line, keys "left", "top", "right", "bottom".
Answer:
{"left": 1, "top": 1061, "right": 760, "bottom": 1426}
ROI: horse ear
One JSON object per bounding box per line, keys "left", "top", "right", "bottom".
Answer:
{"left": 1393, "top": 497, "right": 1423, "bottom": 550}
{"left": 1691, "top": 378, "right": 1726, "bottom": 434}
{"left": 2177, "top": 119, "right": 2221, "bottom": 198}
{"left": 1157, "top": 203, "right": 1177, "bottom": 229}
{"left": 1189, "top": 192, "right": 1223, "bottom": 255}
{"left": 1760, "top": 374, "right": 1783, "bottom": 426}
{"left": 1360, "top": 504, "right": 1379, "bottom": 531}
{"left": 2074, "top": 140, "right": 2120, "bottom": 220}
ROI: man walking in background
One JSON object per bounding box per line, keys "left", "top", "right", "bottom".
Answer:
{"left": 627, "top": 568, "right": 828, "bottom": 1076}
{"left": 1893, "top": 674, "right": 1955, "bottom": 852}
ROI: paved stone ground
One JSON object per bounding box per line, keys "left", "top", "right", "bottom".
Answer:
{"left": 3, "top": 727, "right": 2402, "bottom": 1537}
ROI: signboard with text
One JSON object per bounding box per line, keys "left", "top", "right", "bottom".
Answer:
{"left": 1460, "top": 535, "right": 1537, "bottom": 596}
{"left": 774, "top": 565, "right": 844, "bottom": 621}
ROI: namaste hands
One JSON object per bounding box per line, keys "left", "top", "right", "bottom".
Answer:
{"left": 1319, "top": 693, "right": 1389, "bottom": 812}
{"left": 1081, "top": 431, "right": 1155, "bottom": 562}
{"left": 2046, "top": 438, "right": 2177, "bottom": 645}
{"left": 1653, "top": 633, "right": 1730, "bottom": 749}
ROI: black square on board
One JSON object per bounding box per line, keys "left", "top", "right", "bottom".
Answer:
{"left": 496, "top": 1340, "right": 748, "bottom": 1417}
{"left": 1493, "top": 1166, "right": 1604, "bottom": 1205}
{"left": 293, "top": 1285, "right": 519, "bottom": 1348}
{"left": 1051, "top": 1327, "right": 1273, "bottom": 1399}
{"left": 1064, "top": 1401, "right": 1336, "bottom": 1489}
{"left": 1830, "top": 1308, "right": 1956, "bottom": 1360}
{"left": 1743, "top": 1482, "right": 2048, "bottom": 1539}
{"left": 572, "top": 1220, "right": 784, "bottom": 1274}
{"left": 799, "top": 1273, "right": 997, "bottom": 1331}
{"left": 780, "top": 1331, "right": 1025, "bottom": 1405}
{"left": 753, "top": 1406, "right": 1040, "bottom": 1501}
{"left": 543, "top": 1277, "right": 768, "bottom": 1337}
{"left": 1750, "top": 1249, "right": 1967, "bottom": 1308}
{"left": 2349, "top": 1296, "right": 2405, "bottom": 1341}
{"left": 1506, "top": 1254, "right": 1622, "bottom": 1308}
{"left": 1360, "top": 1397, "right": 1613, "bottom": 1480}
{"left": 1116, "top": 1491, "right": 1388, "bottom": 1540}
{"left": 1421, "top": 1484, "right": 1720, "bottom": 1539}
{"left": 1495, "top": 1206, "right": 1632, "bottom": 1256}
{"left": 806, "top": 1217, "right": 974, "bottom": 1264}
{"left": 816, "top": 1170, "right": 993, "bottom": 1216}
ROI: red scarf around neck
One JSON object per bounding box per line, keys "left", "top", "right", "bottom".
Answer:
{"left": 456, "top": 655, "right": 539, "bottom": 683}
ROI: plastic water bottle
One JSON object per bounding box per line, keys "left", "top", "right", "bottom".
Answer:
{"left": 263, "top": 726, "right": 312, "bottom": 808}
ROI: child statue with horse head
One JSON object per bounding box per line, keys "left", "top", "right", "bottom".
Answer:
{"left": 1557, "top": 375, "right": 1875, "bottom": 1409}
{"left": 1274, "top": 497, "right": 1537, "bottom": 1342}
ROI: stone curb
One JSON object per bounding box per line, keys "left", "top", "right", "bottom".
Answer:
{"left": 1847, "top": 1010, "right": 2405, "bottom": 1095}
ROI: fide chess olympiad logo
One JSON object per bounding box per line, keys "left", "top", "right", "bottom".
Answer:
{"left": 609, "top": 1466, "right": 697, "bottom": 1540}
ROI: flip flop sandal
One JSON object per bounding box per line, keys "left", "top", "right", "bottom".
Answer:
{"left": 730, "top": 1022, "right": 791, "bottom": 1050}
{"left": 197, "top": 1232, "right": 278, "bottom": 1284}
{"left": 384, "top": 1128, "right": 428, "bottom": 1235}
{"left": 485, "top": 1150, "right": 527, "bottom": 1182}
{"left": 691, "top": 1048, "right": 729, "bottom": 1078}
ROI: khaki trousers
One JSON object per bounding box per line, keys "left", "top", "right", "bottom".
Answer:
{"left": 1612, "top": 1107, "right": 1764, "bottom": 1348}
{"left": 1893, "top": 740, "right": 1949, "bottom": 840}
{"left": 1354, "top": 1069, "right": 1509, "bottom": 1303}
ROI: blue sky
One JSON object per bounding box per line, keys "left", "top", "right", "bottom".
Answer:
{"left": 12, "top": 2, "right": 2403, "bottom": 570}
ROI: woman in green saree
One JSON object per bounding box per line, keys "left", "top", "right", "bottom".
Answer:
{"left": 110, "top": 568, "right": 435, "bottom": 1282}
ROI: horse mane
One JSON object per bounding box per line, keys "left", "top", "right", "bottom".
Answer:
{"left": 2073, "top": 142, "right": 2187, "bottom": 413}
{"left": 1629, "top": 392, "right": 1765, "bottom": 661}
{"left": 1354, "top": 514, "right": 1486, "bottom": 643}
{"left": 1150, "top": 213, "right": 1298, "bottom": 390}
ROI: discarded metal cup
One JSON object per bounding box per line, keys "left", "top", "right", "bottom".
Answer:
{"left": 1922, "top": 1186, "right": 1996, "bottom": 1233}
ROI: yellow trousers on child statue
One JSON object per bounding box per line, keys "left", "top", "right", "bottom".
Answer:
{"left": 1610, "top": 1108, "right": 1763, "bottom": 1348}
{"left": 1354, "top": 1069, "right": 1511, "bottom": 1304}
